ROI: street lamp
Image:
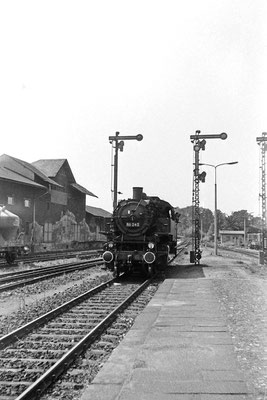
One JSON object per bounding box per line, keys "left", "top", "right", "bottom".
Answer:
{"left": 199, "top": 161, "right": 238, "bottom": 255}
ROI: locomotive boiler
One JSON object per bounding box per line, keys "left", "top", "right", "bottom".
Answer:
{"left": 102, "top": 187, "right": 179, "bottom": 277}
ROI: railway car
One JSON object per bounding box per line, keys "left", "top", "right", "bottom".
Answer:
{"left": 247, "top": 232, "right": 262, "bottom": 250}
{"left": 0, "top": 206, "right": 30, "bottom": 263}
{"left": 102, "top": 187, "right": 180, "bottom": 277}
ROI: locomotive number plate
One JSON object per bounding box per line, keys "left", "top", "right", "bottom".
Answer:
{"left": 126, "top": 222, "right": 140, "bottom": 227}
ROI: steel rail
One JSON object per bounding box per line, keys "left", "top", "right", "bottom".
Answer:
{"left": 207, "top": 244, "right": 259, "bottom": 259}
{"left": 0, "top": 258, "right": 104, "bottom": 292}
{"left": 0, "top": 249, "right": 101, "bottom": 267}
{"left": 168, "top": 241, "right": 190, "bottom": 264}
{"left": 0, "top": 257, "right": 103, "bottom": 282}
{"left": 18, "top": 250, "right": 101, "bottom": 264}
{"left": 4, "top": 278, "right": 151, "bottom": 400}
{"left": 0, "top": 276, "right": 116, "bottom": 350}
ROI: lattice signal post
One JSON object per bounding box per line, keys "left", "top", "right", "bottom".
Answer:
{"left": 190, "top": 131, "right": 227, "bottom": 265}
{"left": 256, "top": 132, "right": 267, "bottom": 251}
{"left": 109, "top": 132, "right": 143, "bottom": 210}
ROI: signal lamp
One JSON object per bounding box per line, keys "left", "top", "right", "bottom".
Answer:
{"left": 200, "top": 139, "right": 206, "bottom": 150}
{"left": 198, "top": 171, "right": 206, "bottom": 182}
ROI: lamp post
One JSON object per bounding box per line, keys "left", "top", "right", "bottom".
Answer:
{"left": 199, "top": 161, "right": 238, "bottom": 255}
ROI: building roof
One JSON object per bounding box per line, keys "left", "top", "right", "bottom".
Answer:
{"left": 32, "top": 159, "right": 67, "bottom": 178}
{"left": 32, "top": 159, "right": 97, "bottom": 198}
{"left": 247, "top": 226, "right": 261, "bottom": 233}
{"left": 0, "top": 154, "right": 62, "bottom": 188}
{"left": 71, "top": 183, "right": 98, "bottom": 198}
{"left": 0, "top": 166, "right": 47, "bottom": 189}
{"left": 219, "top": 230, "right": 245, "bottom": 235}
{"left": 0, "top": 154, "right": 98, "bottom": 198}
{"left": 86, "top": 205, "right": 112, "bottom": 218}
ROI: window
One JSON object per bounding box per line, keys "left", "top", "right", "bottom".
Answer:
{"left": 24, "top": 199, "right": 31, "bottom": 208}
{"left": 7, "top": 196, "right": 14, "bottom": 205}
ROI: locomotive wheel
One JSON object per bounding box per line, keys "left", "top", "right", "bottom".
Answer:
{"left": 113, "top": 264, "right": 120, "bottom": 278}
{"left": 124, "top": 265, "right": 132, "bottom": 275}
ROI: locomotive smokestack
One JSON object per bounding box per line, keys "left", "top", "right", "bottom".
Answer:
{"left": 132, "top": 187, "right": 143, "bottom": 201}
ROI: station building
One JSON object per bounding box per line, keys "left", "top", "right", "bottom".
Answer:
{"left": 0, "top": 154, "right": 111, "bottom": 251}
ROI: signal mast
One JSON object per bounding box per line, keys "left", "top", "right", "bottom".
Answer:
{"left": 190, "top": 130, "right": 227, "bottom": 265}
{"left": 109, "top": 132, "right": 143, "bottom": 210}
{"left": 256, "top": 132, "right": 267, "bottom": 252}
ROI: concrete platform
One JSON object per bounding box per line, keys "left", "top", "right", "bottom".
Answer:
{"left": 80, "top": 260, "right": 249, "bottom": 399}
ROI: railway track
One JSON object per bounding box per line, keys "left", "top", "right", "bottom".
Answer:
{"left": 0, "top": 257, "right": 104, "bottom": 293}
{"left": 0, "top": 276, "right": 151, "bottom": 400}
{"left": 0, "top": 249, "right": 101, "bottom": 268}
{"left": 217, "top": 245, "right": 259, "bottom": 258}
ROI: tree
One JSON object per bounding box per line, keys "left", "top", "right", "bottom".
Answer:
{"left": 176, "top": 206, "right": 215, "bottom": 238}
{"left": 200, "top": 207, "right": 214, "bottom": 237}
{"left": 225, "top": 210, "right": 253, "bottom": 230}
{"left": 216, "top": 209, "right": 228, "bottom": 231}
{"left": 175, "top": 206, "right": 193, "bottom": 237}
{"left": 175, "top": 205, "right": 257, "bottom": 239}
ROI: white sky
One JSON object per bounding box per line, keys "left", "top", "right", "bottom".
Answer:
{"left": 0, "top": 0, "right": 266, "bottom": 216}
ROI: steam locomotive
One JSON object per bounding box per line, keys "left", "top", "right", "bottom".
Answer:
{"left": 102, "top": 187, "right": 179, "bottom": 277}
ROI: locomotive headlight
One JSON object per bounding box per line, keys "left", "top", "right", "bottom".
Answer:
{"left": 108, "top": 242, "right": 114, "bottom": 248}
{"left": 148, "top": 242, "right": 154, "bottom": 249}
{"left": 23, "top": 246, "right": 30, "bottom": 253}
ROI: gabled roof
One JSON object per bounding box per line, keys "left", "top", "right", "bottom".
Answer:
{"left": 0, "top": 154, "right": 98, "bottom": 198}
{"left": 71, "top": 183, "right": 98, "bottom": 198}
{"left": 33, "top": 159, "right": 97, "bottom": 198}
{"left": 86, "top": 205, "right": 112, "bottom": 218}
{"left": 32, "top": 159, "right": 67, "bottom": 178}
{"left": 0, "top": 154, "right": 62, "bottom": 188}
{"left": 0, "top": 166, "right": 46, "bottom": 189}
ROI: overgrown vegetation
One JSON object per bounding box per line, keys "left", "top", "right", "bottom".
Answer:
{"left": 175, "top": 206, "right": 261, "bottom": 240}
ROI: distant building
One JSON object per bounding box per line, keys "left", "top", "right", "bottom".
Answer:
{"left": 219, "top": 230, "right": 245, "bottom": 246}
{"left": 246, "top": 226, "right": 262, "bottom": 249}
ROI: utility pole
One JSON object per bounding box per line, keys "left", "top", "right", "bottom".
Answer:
{"left": 109, "top": 132, "right": 143, "bottom": 210}
{"left": 256, "top": 132, "right": 267, "bottom": 258}
{"left": 190, "top": 130, "right": 227, "bottom": 265}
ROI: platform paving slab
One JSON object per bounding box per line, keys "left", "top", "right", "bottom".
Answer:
{"left": 80, "top": 278, "right": 249, "bottom": 400}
